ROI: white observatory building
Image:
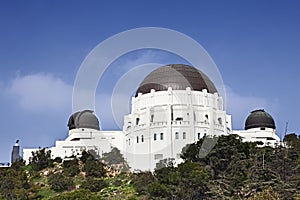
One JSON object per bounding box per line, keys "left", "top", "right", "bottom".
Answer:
{"left": 23, "top": 64, "right": 280, "bottom": 171}
{"left": 233, "top": 109, "right": 280, "bottom": 147}
{"left": 123, "top": 64, "right": 232, "bottom": 170}
{"left": 23, "top": 110, "right": 123, "bottom": 164}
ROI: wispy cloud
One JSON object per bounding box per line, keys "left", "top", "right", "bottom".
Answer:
{"left": 6, "top": 73, "right": 72, "bottom": 112}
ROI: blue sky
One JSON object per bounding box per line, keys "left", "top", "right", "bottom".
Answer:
{"left": 0, "top": 1, "right": 300, "bottom": 162}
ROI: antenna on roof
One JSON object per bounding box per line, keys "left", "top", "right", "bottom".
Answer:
{"left": 281, "top": 122, "right": 288, "bottom": 146}
{"left": 284, "top": 122, "right": 288, "bottom": 138}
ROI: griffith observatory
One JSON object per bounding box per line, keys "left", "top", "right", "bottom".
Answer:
{"left": 23, "top": 64, "right": 280, "bottom": 171}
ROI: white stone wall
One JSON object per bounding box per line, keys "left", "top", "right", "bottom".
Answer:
{"left": 233, "top": 128, "right": 280, "bottom": 147}
{"left": 123, "top": 88, "right": 231, "bottom": 171}
{"left": 22, "top": 129, "right": 124, "bottom": 164}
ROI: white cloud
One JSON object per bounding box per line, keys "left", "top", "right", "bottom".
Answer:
{"left": 6, "top": 73, "right": 72, "bottom": 112}
{"left": 225, "top": 86, "right": 279, "bottom": 130}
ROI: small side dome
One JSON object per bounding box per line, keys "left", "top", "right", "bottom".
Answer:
{"left": 245, "top": 109, "right": 276, "bottom": 130}
{"left": 67, "top": 110, "right": 100, "bottom": 131}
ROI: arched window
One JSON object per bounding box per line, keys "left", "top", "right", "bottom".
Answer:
{"left": 141, "top": 135, "right": 144, "bottom": 142}
{"left": 154, "top": 133, "right": 157, "bottom": 141}
{"left": 136, "top": 136, "right": 139, "bottom": 143}
{"left": 198, "top": 132, "right": 201, "bottom": 139}
{"left": 175, "top": 132, "right": 179, "bottom": 139}
{"left": 218, "top": 117, "right": 222, "bottom": 125}
{"left": 160, "top": 133, "right": 164, "bottom": 140}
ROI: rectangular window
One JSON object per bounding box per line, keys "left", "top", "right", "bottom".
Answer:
{"left": 183, "top": 132, "right": 186, "bottom": 139}
{"left": 175, "top": 132, "right": 179, "bottom": 139}
{"left": 136, "top": 136, "right": 139, "bottom": 143}
{"left": 154, "top": 133, "right": 157, "bottom": 141}
{"left": 160, "top": 132, "right": 164, "bottom": 140}
{"left": 141, "top": 135, "right": 144, "bottom": 142}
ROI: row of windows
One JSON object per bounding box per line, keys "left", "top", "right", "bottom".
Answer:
{"left": 153, "top": 132, "right": 204, "bottom": 141}
{"left": 130, "top": 132, "right": 206, "bottom": 145}
{"left": 175, "top": 132, "right": 186, "bottom": 139}
{"left": 136, "top": 135, "right": 144, "bottom": 143}
{"left": 136, "top": 115, "right": 223, "bottom": 125}
{"left": 154, "top": 133, "right": 164, "bottom": 141}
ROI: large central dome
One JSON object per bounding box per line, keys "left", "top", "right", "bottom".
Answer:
{"left": 135, "top": 64, "right": 217, "bottom": 97}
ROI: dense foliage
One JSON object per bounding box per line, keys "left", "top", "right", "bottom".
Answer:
{"left": 29, "top": 148, "right": 53, "bottom": 171}
{"left": 62, "top": 158, "right": 80, "bottom": 177}
{"left": 132, "top": 134, "right": 300, "bottom": 199}
{"left": 0, "top": 160, "right": 40, "bottom": 199}
{"left": 81, "top": 177, "right": 108, "bottom": 192}
{"left": 0, "top": 135, "right": 299, "bottom": 199}
{"left": 48, "top": 189, "right": 100, "bottom": 200}
{"left": 48, "top": 172, "right": 74, "bottom": 192}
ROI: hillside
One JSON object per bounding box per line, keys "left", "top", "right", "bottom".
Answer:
{"left": 0, "top": 134, "right": 299, "bottom": 200}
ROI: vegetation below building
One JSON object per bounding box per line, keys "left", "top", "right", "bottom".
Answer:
{"left": 0, "top": 134, "right": 299, "bottom": 200}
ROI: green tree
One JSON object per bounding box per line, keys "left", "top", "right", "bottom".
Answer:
{"left": 176, "top": 161, "right": 210, "bottom": 199}
{"left": 53, "top": 157, "right": 62, "bottom": 163}
{"left": 0, "top": 161, "right": 39, "bottom": 200}
{"left": 83, "top": 160, "right": 106, "bottom": 178}
{"left": 132, "top": 171, "right": 156, "bottom": 194}
{"left": 81, "top": 177, "right": 108, "bottom": 192}
{"left": 48, "top": 189, "right": 99, "bottom": 200}
{"left": 63, "top": 158, "right": 80, "bottom": 177}
{"left": 147, "top": 182, "right": 170, "bottom": 198}
{"left": 284, "top": 133, "right": 300, "bottom": 153}
{"left": 48, "top": 172, "right": 73, "bottom": 192}
{"left": 80, "top": 150, "right": 96, "bottom": 163}
{"left": 145, "top": 161, "right": 210, "bottom": 199}
{"left": 191, "top": 135, "right": 300, "bottom": 199}
{"left": 29, "top": 148, "right": 53, "bottom": 171}
{"left": 246, "top": 187, "right": 280, "bottom": 200}
{"left": 155, "top": 158, "right": 175, "bottom": 170}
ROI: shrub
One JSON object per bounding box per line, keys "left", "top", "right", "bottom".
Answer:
{"left": 147, "top": 182, "right": 170, "bottom": 198}
{"left": 80, "top": 150, "right": 95, "bottom": 163}
{"left": 48, "top": 173, "right": 73, "bottom": 192}
{"left": 83, "top": 160, "right": 106, "bottom": 178}
{"left": 29, "top": 148, "right": 53, "bottom": 171}
{"left": 53, "top": 157, "right": 62, "bottom": 163}
{"left": 81, "top": 177, "right": 108, "bottom": 192}
{"left": 63, "top": 159, "right": 80, "bottom": 177}
{"left": 48, "top": 189, "right": 99, "bottom": 200}
{"left": 132, "top": 172, "right": 155, "bottom": 194}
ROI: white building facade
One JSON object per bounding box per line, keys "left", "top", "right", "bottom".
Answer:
{"left": 22, "top": 64, "right": 280, "bottom": 171}
{"left": 122, "top": 64, "right": 232, "bottom": 171}
{"left": 233, "top": 109, "right": 280, "bottom": 147}
{"left": 23, "top": 110, "right": 124, "bottom": 164}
